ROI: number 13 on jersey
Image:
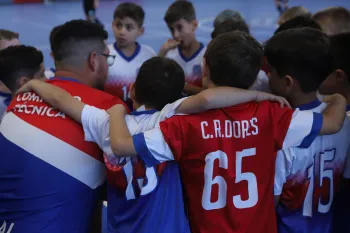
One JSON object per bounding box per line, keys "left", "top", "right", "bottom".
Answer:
{"left": 202, "top": 148, "right": 258, "bottom": 210}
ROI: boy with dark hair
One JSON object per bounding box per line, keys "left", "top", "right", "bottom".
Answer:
{"left": 0, "top": 45, "right": 45, "bottom": 94}
{"left": 265, "top": 28, "right": 350, "bottom": 233}
{"left": 160, "top": 0, "right": 205, "bottom": 95}
{"left": 105, "top": 31, "right": 346, "bottom": 233}
{"left": 105, "top": 2, "right": 155, "bottom": 109}
{"left": 274, "top": 15, "right": 321, "bottom": 34}
{"left": 211, "top": 20, "right": 270, "bottom": 93}
{"left": 312, "top": 7, "right": 350, "bottom": 36}
{"left": 16, "top": 56, "right": 288, "bottom": 233}
{"left": 319, "top": 33, "right": 350, "bottom": 113}
{"left": 0, "top": 19, "right": 126, "bottom": 233}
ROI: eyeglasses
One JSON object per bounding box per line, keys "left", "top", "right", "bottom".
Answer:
{"left": 96, "top": 52, "right": 116, "bottom": 66}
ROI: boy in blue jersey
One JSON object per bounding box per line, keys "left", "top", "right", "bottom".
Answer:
{"left": 266, "top": 28, "right": 350, "bottom": 233}
{"left": 17, "top": 56, "right": 290, "bottom": 233}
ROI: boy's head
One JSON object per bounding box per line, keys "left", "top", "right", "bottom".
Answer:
{"left": 274, "top": 16, "right": 321, "bottom": 34}
{"left": 312, "top": 7, "right": 350, "bottom": 36}
{"left": 213, "top": 9, "right": 244, "bottom": 28}
{"left": 164, "top": 0, "right": 198, "bottom": 48}
{"left": 211, "top": 19, "right": 250, "bottom": 39}
{"left": 278, "top": 6, "right": 311, "bottom": 25}
{"left": 265, "top": 28, "right": 332, "bottom": 99}
{"left": 112, "top": 2, "right": 145, "bottom": 48}
{"left": 132, "top": 57, "right": 185, "bottom": 111}
{"left": 203, "top": 31, "right": 263, "bottom": 89}
{"left": 0, "top": 45, "right": 45, "bottom": 93}
{"left": 319, "top": 33, "right": 350, "bottom": 97}
{"left": 0, "top": 29, "right": 20, "bottom": 50}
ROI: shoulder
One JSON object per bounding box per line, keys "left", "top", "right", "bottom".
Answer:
{"left": 140, "top": 44, "right": 156, "bottom": 57}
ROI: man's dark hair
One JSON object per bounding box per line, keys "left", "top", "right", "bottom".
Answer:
{"left": 0, "top": 45, "right": 43, "bottom": 92}
{"left": 164, "top": 0, "right": 196, "bottom": 25}
{"left": 0, "top": 29, "right": 19, "bottom": 40}
{"left": 135, "top": 57, "right": 185, "bottom": 110}
{"left": 50, "top": 19, "right": 108, "bottom": 67}
{"left": 211, "top": 19, "right": 250, "bottom": 39}
{"left": 274, "top": 16, "right": 321, "bottom": 34}
{"left": 265, "top": 28, "right": 332, "bottom": 93}
{"left": 113, "top": 2, "right": 145, "bottom": 27}
{"left": 329, "top": 32, "right": 350, "bottom": 79}
{"left": 204, "top": 31, "right": 263, "bottom": 89}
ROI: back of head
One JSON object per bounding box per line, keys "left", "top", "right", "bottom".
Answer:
{"left": 265, "top": 28, "right": 332, "bottom": 93}
{"left": 164, "top": 0, "right": 196, "bottom": 25}
{"left": 278, "top": 6, "right": 311, "bottom": 25}
{"left": 134, "top": 57, "right": 185, "bottom": 110}
{"left": 0, "top": 45, "right": 43, "bottom": 92}
{"left": 211, "top": 19, "right": 250, "bottom": 39}
{"left": 275, "top": 16, "right": 321, "bottom": 34}
{"left": 50, "top": 19, "right": 108, "bottom": 68}
{"left": 213, "top": 9, "right": 244, "bottom": 28}
{"left": 329, "top": 32, "right": 350, "bottom": 79}
{"left": 204, "top": 31, "right": 263, "bottom": 89}
{"left": 113, "top": 2, "right": 145, "bottom": 27}
{"left": 312, "top": 7, "right": 350, "bottom": 35}
{"left": 0, "top": 29, "right": 20, "bottom": 50}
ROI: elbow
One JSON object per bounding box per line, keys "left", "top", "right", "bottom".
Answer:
{"left": 110, "top": 139, "right": 125, "bottom": 156}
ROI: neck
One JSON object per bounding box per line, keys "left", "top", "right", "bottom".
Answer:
{"left": 117, "top": 42, "right": 137, "bottom": 57}
{"left": 288, "top": 91, "right": 317, "bottom": 108}
{"left": 180, "top": 40, "right": 201, "bottom": 58}
{"left": 54, "top": 69, "right": 90, "bottom": 86}
{"left": 133, "top": 101, "right": 156, "bottom": 111}
{"left": 0, "top": 81, "right": 11, "bottom": 94}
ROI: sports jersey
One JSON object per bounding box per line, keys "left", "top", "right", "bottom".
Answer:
{"left": 104, "top": 42, "right": 156, "bottom": 108}
{"left": 274, "top": 99, "right": 350, "bottom": 233}
{"left": 166, "top": 44, "right": 206, "bottom": 88}
{"left": 0, "top": 91, "right": 11, "bottom": 122}
{"left": 80, "top": 98, "right": 190, "bottom": 233}
{"left": 0, "top": 77, "right": 125, "bottom": 233}
{"left": 132, "top": 101, "right": 323, "bottom": 233}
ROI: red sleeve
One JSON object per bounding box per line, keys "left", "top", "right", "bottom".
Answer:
{"left": 159, "top": 115, "right": 185, "bottom": 161}
{"left": 269, "top": 102, "right": 293, "bottom": 150}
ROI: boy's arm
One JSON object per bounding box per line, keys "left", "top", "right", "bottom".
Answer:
{"left": 16, "top": 79, "right": 85, "bottom": 123}
{"left": 183, "top": 83, "right": 204, "bottom": 95}
{"left": 176, "top": 86, "right": 291, "bottom": 114}
{"left": 320, "top": 94, "right": 347, "bottom": 134}
{"left": 107, "top": 105, "right": 137, "bottom": 156}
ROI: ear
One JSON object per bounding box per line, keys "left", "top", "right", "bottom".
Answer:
{"left": 88, "top": 52, "right": 98, "bottom": 72}
{"left": 130, "top": 83, "right": 136, "bottom": 101}
{"left": 335, "top": 69, "right": 347, "bottom": 83}
{"left": 192, "top": 19, "right": 198, "bottom": 30}
{"left": 284, "top": 75, "right": 294, "bottom": 92}
{"left": 17, "top": 76, "right": 31, "bottom": 90}
{"left": 139, "top": 26, "right": 145, "bottom": 36}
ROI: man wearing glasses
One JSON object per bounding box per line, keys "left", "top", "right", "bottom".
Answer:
{"left": 0, "top": 20, "right": 126, "bottom": 233}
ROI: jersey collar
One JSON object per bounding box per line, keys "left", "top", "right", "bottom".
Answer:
{"left": 297, "top": 99, "right": 322, "bottom": 111}
{"left": 114, "top": 42, "right": 141, "bottom": 62}
{"left": 51, "top": 77, "right": 82, "bottom": 84}
{"left": 130, "top": 105, "right": 157, "bottom": 116}
{"left": 178, "top": 42, "right": 204, "bottom": 62}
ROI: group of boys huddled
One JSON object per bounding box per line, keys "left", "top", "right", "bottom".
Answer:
{"left": 0, "top": 1, "right": 350, "bottom": 233}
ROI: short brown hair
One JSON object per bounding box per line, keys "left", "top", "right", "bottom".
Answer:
{"left": 312, "top": 7, "right": 350, "bottom": 35}
{"left": 278, "top": 6, "right": 311, "bottom": 25}
{"left": 0, "top": 29, "right": 19, "bottom": 40}
{"left": 164, "top": 0, "right": 196, "bottom": 25}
